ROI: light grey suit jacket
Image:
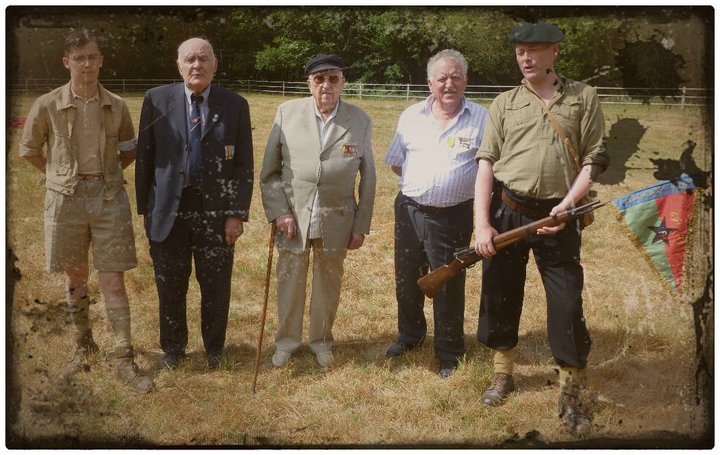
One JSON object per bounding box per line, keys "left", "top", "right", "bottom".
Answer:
{"left": 260, "top": 97, "right": 376, "bottom": 257}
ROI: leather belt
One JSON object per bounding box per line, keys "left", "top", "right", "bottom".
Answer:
{"left": 501, "top": 188, "right": 551, "bottom": 219}
{"left": 77, "top": 174, "right": 103, "bottom": 181}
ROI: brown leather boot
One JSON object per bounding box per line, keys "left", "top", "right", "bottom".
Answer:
{"left": 115, "top": 347, "right": 156, "bottom": 394}
{"left": 481, "top": 373, "right": 515, "bottom": 406}
{"left": 558, "top": 392, "right": 592, "bottom": 435}
{"left": 62, "top": 329, "right": 99, "bottom": 379}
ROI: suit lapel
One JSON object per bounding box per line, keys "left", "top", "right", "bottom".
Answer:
{"left": 171, "top": 84, "right": 188, "bottom": 146}
{"left": 203, "top": 85, "right": 221, "bottom": 139}
{"left": 303, "top": 97, "right": 322, "bottom": 153}
{"left": 321, "top": 99, "right": 349, "bottom": 155}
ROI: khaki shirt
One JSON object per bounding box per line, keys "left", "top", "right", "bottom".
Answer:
{"left": 20, "top": 82, "right": 137, "bottom": 200}
{"left": 476, "top": 76, "right": 609, "bottom": 199}
{"left": 70, "top": 88, "right": 103, "bottom": 175}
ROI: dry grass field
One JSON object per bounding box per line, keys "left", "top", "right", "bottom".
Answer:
{"left": 6, "top": 92, "right": 713, "bottom": 448}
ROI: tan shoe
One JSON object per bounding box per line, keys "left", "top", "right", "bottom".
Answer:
{"left": 272, "top": 350, "right": 292, "bottom": 368}
{"left": 61, "top": 331, "right": 99, "bottom": 379}
{"left": 481, "top": 373, "right": 515, "bottom": 406}
{"left": 115, "top": 348, "right": 155, "bottom": 394}
{"left": 316, "top": 350, "right": 334, "bottom": 368}
{"left": 558, "top": 392, "right": 592, "bottom": 435}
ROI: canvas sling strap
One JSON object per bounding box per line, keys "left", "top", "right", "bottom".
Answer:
{"left": 531, "top": 93, "right": 595, "bottom": 228}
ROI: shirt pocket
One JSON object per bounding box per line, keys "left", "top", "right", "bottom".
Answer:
{"left": 51, "top": 130, "right": 74, "bottom": 167}
{"left": 505, "top": 99, "right": 532, "bottom": 128}
{"left": 555, "top": 96, "right": 583, "bottom": 124}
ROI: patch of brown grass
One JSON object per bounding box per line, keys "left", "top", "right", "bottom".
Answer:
{"left": 6, "top": 93, "right": 712, "bottom": 448}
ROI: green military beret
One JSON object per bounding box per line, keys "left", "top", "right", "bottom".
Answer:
{"left": 509, "top": 22, "right": 564, "bottom": 43}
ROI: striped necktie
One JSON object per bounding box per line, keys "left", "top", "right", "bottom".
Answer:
{"left": 188, "top": 94, "right": 203, "bottom": 187}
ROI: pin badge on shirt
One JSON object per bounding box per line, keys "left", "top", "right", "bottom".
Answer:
{"left": 447, "top": 136, "right": 455, "bottom": 148}
{"left": 225, "top": 145, "right": 234, "bottom": 160}
{"left": 342, "top": 142, "right": 358, "bottom": 157}
{"left": 457, "top": 136, "right": 471, "bottom": 148}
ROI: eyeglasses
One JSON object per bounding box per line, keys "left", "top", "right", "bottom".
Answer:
{"left": 69, "top": 53, "right": 100, "bottom": 64}
{"left": 311, "top": 74, "right": 342, "bottom": 85}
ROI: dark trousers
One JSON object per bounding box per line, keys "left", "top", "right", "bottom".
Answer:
{"left": 149, "top": 189, "right": 234, "bottom": 356}
{"left": 394, "top": 192, "right": 473, "bottom": 363}
{"left": 477, "top": 192, "right": 591, "bottom": 368}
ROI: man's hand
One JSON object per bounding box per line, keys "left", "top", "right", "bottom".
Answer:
{"left": 347, "top": 232, "right": 365, "bottom": 250}
{"left": 275, "top": 213, "right": 297, "bottom": 239}
{"left": 474, "top": 223, "right": 498, "bottom": 258}
{"left": 536, "top": 203, "right": 570, "bottom": 235}
{"left": 225, "top": 216, "right": 244, "bottom": 245}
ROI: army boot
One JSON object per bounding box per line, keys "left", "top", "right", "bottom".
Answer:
{"left": 115, "top": 347, "right": 156, "bottom": 393}
{"left": 62, "top": 329, "right": 99, "bottom": 378}
{"left": 558, "top": 366, "right": 591, "bottom": 435}
{"left": 63, "top": 295, "right": 97, "bottom": 378}
{"left": 481, "top": 348, "right": 515, "bottom": 406}
{"left": 107, "top": 306, "right": 155, "bottom": 393}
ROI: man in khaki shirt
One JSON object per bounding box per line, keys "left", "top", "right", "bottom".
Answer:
{"left": 473, "top": 22, "right": 609, "bottom": 435}
{"left": 20, "top": 30, "right": 154, "bottom": 393}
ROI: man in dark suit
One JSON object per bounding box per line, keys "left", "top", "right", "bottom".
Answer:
{"left": 135, "top": 37, "right": 253, "bottom": 370}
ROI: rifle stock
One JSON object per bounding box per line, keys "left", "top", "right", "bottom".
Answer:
{"left": 416, "top": 200, "right": 605, "bottom": 298}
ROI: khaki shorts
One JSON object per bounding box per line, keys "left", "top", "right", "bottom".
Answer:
{"left": 44, "top": 180, "right": 137, "bottom": 273}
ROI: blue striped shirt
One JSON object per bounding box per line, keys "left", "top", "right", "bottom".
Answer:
{"left": 384, "top": 95, "right": 488, "bottom": 207}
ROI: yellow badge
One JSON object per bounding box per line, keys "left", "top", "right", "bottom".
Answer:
{"left": 342, "top": 142, "right": 358, "bottom": 157}
{"left": 447, "top": 136, "right": 455, "bottom": 148}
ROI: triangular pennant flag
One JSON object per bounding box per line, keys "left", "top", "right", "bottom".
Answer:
{"left": 612, "top": 174, "right": 697, "bottom": 295}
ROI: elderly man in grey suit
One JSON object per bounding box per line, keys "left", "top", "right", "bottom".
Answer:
{"left": 260, "top": 54, "right": 376, "bottom": 368}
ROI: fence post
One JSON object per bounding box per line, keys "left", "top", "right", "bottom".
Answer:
{"left": 406, "top": 83, "right": 410, "bottom": 100}
{"left": 680, "top": 86, "right": 686, "bottom": 109}
{"left": 282, "top": 81, "right": 286, "bottom": 97}
{"left": 359, "top": 83, "right": 363, "bottom": 99}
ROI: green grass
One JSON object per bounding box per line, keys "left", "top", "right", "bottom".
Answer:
{"left": 6, "top": 92, "right": 712, "bottom": 448}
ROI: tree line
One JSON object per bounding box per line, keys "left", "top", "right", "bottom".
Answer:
{"left": 7, "top": 6, "right": 712, "bottom": 90}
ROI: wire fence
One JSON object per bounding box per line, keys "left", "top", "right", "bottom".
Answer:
{"left": 7, "top": 78, "right": 712, "bottom": 108}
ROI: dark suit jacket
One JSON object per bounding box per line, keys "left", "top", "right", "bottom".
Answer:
{"left": 135, "top": 83, "right": 253, "bottom": 242}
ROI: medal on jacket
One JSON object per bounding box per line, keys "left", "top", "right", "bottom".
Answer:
{"left": 342, "top": 142, "right": 358, "bottom": 157}
{"left": 225, "top": 145, "right": 234, "bottom": 160}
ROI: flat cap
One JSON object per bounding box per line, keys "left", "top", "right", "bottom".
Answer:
{"left": 509, "top": 22, "right": 564, "bottom": 43}
{"left": 304, "top": 54, "right": 346, "bottom": 76}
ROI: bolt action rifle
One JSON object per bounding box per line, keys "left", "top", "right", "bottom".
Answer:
{"left": 416, "top": 200, "right": 607, "bottom": 299}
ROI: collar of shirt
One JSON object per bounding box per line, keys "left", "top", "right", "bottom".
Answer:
{"left": 521, "top": 75, "right": 567, "bottom": 99}
{"left": 313, "top": 98, "right": 341, "bottom": 125}
{"left": 184, "top": 84, "right": 211, "bottom": 108}
{"left": 421, "top": 94, "right": 469, "bottom": 119}
{"left": 70, "top": 85, "right": 100, "bottom": 104}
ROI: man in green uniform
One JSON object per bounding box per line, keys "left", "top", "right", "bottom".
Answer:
{"left": 473, "top": 22, "right": 609, "bottom": 435}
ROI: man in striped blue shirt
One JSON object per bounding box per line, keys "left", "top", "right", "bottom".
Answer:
{"left": 384, "top": 49, "right": 488, "bottom": 379}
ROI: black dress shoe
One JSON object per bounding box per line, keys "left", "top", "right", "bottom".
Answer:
{"left": 386, "top": 336, "right": 425, "bottom": 358}
{"left": 207, "top": 352, "right": 222, "bottom": 370}
{"left": 161, "top": 352, "right": 184, "bottom": 370}
{"left": 438, "top": 361, "right": 458, "bottom": 379}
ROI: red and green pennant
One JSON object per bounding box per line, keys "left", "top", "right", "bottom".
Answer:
{"left": 612, "top": 174, "right": 697, "bottom": 295}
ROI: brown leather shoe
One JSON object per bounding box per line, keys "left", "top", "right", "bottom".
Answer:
{"left": 115, "top": 348, "right": 156, "bottom": 394}
{"left": 558, "top": 392, "right": 592, "bottom": 435}
{"left": 481, "top": 373, "right": 515, "bottom": 406}
{"left": 61, "top": 331, "right": 99, "bottom": 379}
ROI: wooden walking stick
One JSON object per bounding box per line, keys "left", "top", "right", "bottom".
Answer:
{"left": 252, "top": 223, "right": 277, "bottom": 393}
